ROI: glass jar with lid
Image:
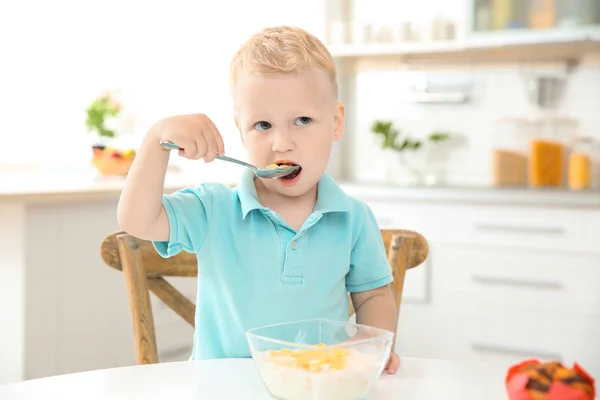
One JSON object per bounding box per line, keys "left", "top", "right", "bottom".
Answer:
{"left": 568, "top": 136, "right": 594, "bottom": 190}
{"left": 491, "top": 116, "right": 536, "bottom": 187}
{"left": 528, "top": 116, "right": 578, "bottom": 188}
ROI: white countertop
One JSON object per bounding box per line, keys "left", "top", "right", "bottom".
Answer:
{"left": 0, "top": 167, "right": 598, "bottom": 208}
{"left": 0, "top": 169, "right": 214, "bottom": 203}
{"left": 341, "top": 182, "right": 600, "bottom": 208}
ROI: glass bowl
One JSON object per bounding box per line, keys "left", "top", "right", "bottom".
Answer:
{"left": 246, "top": 318, "right": 394, "bottom": 400}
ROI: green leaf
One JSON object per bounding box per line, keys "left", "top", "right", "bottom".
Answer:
{"left": 370, "top": 119, "right": 428, "bottom": 153}
{"left": 84, "top": 94, "right": 121, "bottom": 137}
{"left": 428, "top": 131, "right": 451, "bottom": 142}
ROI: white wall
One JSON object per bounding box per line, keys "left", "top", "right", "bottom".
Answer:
{"left": 350, "top": 54, "right": 600, "bottom": 187}
{"left": 0, "top": 0, "right": 324, "bottom": 180}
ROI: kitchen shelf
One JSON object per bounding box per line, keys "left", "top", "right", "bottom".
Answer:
{"left": 467, "top": 26, "right": 600, "bottom": 47}
{"left": 328, "top": 27, "right": 600, "bottom": 60}
{"left": 329, "top": 41, "right": 463, "bottom": 58}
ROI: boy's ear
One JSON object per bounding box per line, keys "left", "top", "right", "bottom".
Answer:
{"left": 333, "top": 102, "right": 345, "bottom": 142}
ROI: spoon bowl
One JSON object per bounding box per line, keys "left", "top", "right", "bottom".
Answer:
{"left": 159, "top": 140, "right": 300, "bottom": 179}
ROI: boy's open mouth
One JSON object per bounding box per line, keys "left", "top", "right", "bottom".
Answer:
{"left": 267, "top": 160, "right": 302, "bottom": 180}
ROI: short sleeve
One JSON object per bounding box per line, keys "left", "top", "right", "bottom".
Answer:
{"left": 152, "top": 185, "right": 214, "bottom": 257}
{"left": 346, "top": 202, "right": 394, "bottom": 293}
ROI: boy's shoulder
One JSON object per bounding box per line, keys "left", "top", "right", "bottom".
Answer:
{"left": 336, "top": 191, "right": 386, "bottom": 254}
{"left": 340, "top": 192, "right": 375, "bottom": 221}
{"left": 329, "top": 189, "right": 380, "bottom": 237}
{"left": 316, "top": 174, "right": 376, "bottom": 228}
{"left": 344, "top": 194, "right": 371, "bottom": 213}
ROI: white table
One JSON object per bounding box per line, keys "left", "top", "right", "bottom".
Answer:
{"left": 0, "top": 358, "right": 510, "bottom": 399}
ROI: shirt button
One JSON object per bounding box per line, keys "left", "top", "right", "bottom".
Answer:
{"left": 290, "top": 241, "right": 298, "bottom": 250}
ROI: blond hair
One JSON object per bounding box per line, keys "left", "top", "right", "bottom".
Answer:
{"left": 229, "top": 26, "right": 338, "bottom": 98}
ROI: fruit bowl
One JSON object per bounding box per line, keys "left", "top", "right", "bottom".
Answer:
{"left": 246, "top": 318, "right": 394, "bottom": 400}
{"left": 91, "top": 145, "right": 135, "bottom": 176}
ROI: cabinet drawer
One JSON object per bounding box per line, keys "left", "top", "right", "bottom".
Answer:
{"left": 446, "top": 312, "right": 600, "bottom": 380}
{"left": 430, "top": 205, "right": 600, "bottom": 253}
{"left": 433, "top": 245, "right": 600, "bottom": 316}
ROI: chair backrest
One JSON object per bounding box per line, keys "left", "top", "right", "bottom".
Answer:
{"left": 101, "top": 229, "right": 428, "bottom": 364}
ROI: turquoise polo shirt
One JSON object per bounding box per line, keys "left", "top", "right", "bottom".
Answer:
{"left": 152, "top": 170, "right": 393, "bottom": 360}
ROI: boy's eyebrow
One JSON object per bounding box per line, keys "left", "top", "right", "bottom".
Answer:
{"left": 248, "top": 112, "right": 317, "bottom": 123}
{"left": 244, "top": 107, "right": 320, "bottom": 120}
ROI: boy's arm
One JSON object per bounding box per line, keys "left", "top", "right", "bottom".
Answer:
{"left": 352, "top": 285, "right": 401, "bottom": 374}
{"left": 346, "top": 201, "right": 400, "bottom": 373}
{"left": 350, "top": 285, "right": 397, "bottom": 333}
{"left": 117, "top": 113, "right": 224, "bottom": 243}
{"left": 346, "top": 201, "right": 397, "bottom": 332}
{"left": 117, "top": 132, "right": 171, "bottom": 241}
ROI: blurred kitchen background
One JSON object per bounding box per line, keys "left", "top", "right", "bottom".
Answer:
{"left": 1, "top": 0, "right": 599, "bottom": 387}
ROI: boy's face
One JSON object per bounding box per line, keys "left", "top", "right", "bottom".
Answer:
{"left": 233, "top": 67, "right": 344, "bottom": 198}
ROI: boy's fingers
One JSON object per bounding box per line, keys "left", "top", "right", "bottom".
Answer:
{"left": 203, "top": 132, "right": 218, "bottom": 162}
{"left": 206, "top": 117, "right": 225, "bottom": 155}
{"left": 183, "top": 138, "right": 200, "bottom": 159}
{"left": 386, "top": 353, "right": 400, "bottom": 374}
{"left": 215, "top": 131, "right": 225, "bottom": 156}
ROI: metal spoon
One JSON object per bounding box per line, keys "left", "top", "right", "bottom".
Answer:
{"left": 159, "top": 140, "right": 300, "bottom": 179}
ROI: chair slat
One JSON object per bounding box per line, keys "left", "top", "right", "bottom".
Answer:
{"left": 148, "top": 277, "right": 195, "bottom": 327}
{"left": 116, "top": 233, "right": 159, "bottom": 364}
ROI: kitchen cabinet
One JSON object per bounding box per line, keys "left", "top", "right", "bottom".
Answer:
{"left": 0, "top": 198, "right": 199, "bottom": 385}
{"left": 1, "top": 200, "right": 134, "bottom": 383}
{"left": 0, "top": 173, "right": 202, "bottom": 384}
{"left": 347, "top": 188, "right": 600, "bottom": 380}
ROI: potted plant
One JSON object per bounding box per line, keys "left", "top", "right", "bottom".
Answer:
{"left": 371, "top": 120, "right": 451, "bottom": 185}
{"left": 85, "top": 91, "right": 136, "bottom": 175}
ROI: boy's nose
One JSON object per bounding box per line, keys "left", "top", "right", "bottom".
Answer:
{"left": 271, "top": 129, "right": 294, "bottom": 153}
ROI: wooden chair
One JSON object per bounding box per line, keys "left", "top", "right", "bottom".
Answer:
{"left": 100, "top": 229, "right": 429, "bottom": 364}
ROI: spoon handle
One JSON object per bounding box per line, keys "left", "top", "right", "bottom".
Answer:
{"left": 159, "top": 141, "right": 183, "bottom": 151}
{"left": 214, "top": 155, "right": 257, "bottom": 171}
{"left": 158, "top": 140, "right": 257, "bottom": 171}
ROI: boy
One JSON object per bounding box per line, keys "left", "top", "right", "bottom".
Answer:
{"left": 117, "top": 25, "right": 400, "bottom": 374}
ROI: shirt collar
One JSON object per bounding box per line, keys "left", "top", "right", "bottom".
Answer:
{"left": 314, "top": 172, "right": 352, "bottom": 214}
{"left": 237, "top": 170, "right": 266, "bottom": 218}
{"left": 236, "top": 169, "right": 351, "bottom": 219}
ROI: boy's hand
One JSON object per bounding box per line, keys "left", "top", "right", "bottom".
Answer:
{"left": 385, "top": 351, "right": 400, "bottom": 374}
{"left": 150, "top": 113, "right": 225, "bottom": 162}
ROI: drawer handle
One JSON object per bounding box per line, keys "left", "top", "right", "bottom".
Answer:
{"left": 471, "top": 275, "right": 563, "bottom": 290}
{"left": 471, "top": 342, "right": 561, "bottom": 360}
{"left": 474, "top": 223, "right": 565, "bottom": 235}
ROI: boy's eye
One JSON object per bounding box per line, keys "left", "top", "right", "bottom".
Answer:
{"left": 254, "top": 121, "right": 271, "bottom": 131}
{"left": 295, "top": 117, "right": 312, "bottom": 126}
